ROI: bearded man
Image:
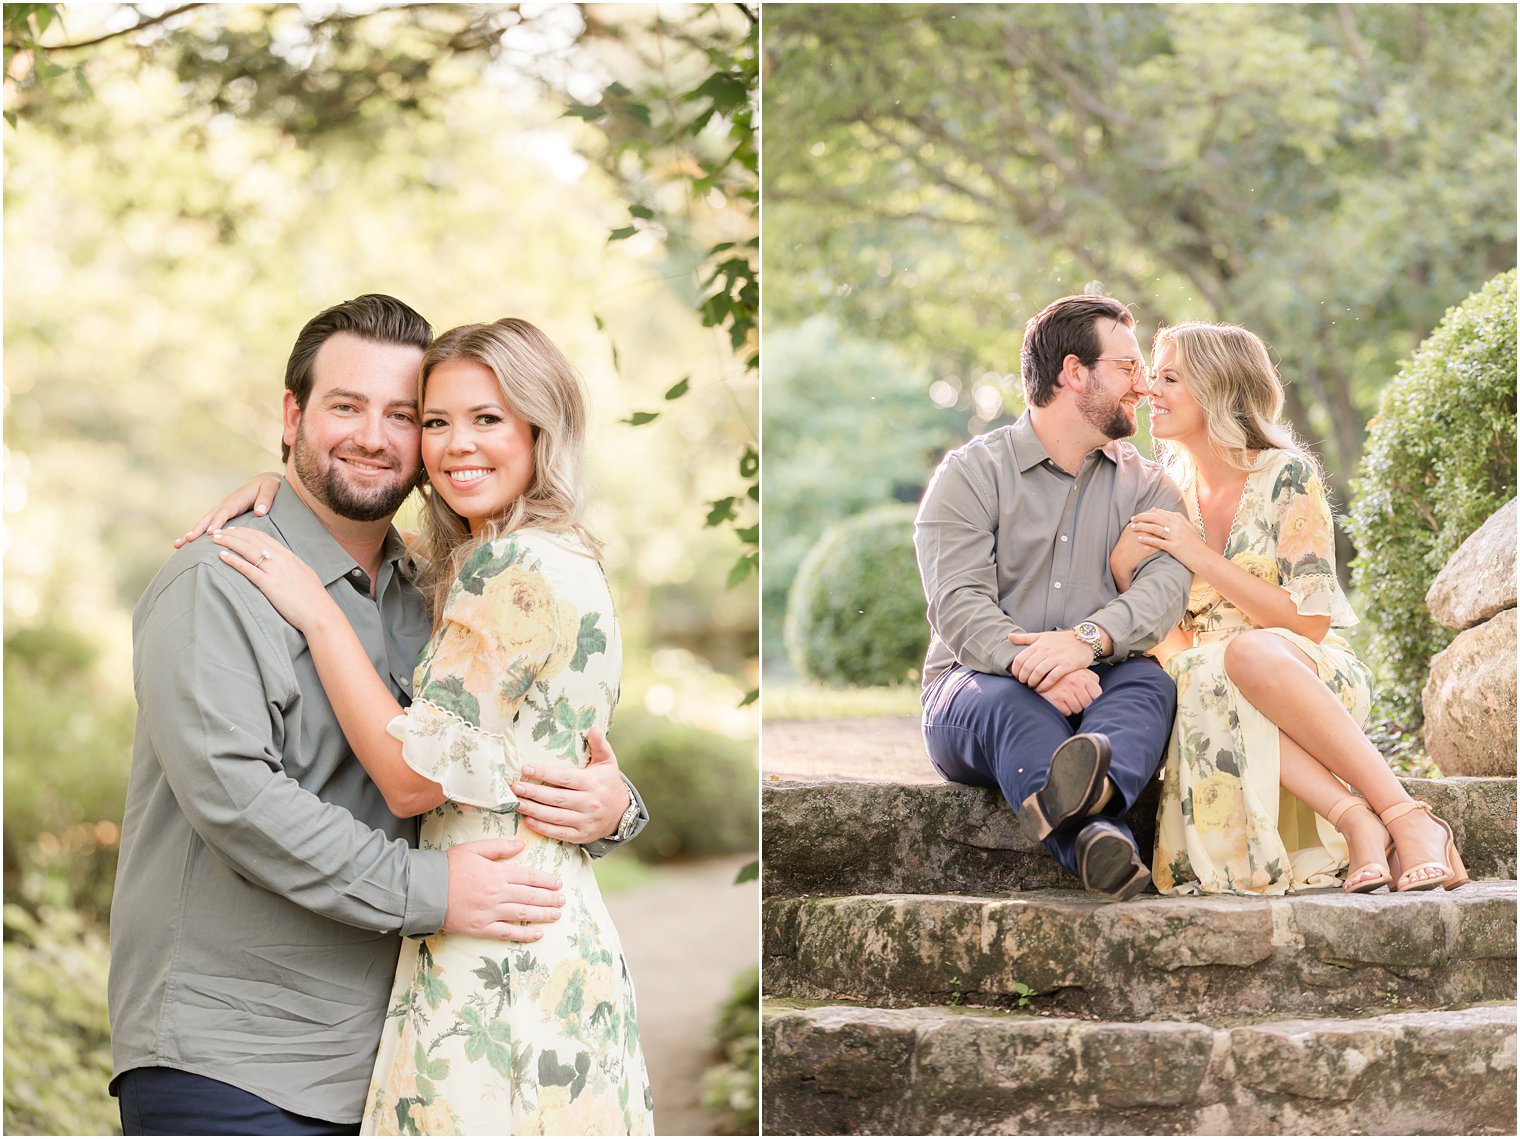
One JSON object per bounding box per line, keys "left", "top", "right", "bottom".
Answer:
{"left": 914, "top": 294, "right": 1191, "bottom": 899}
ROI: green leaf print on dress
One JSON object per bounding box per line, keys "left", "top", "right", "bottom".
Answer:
{"left": 364, "top": 530, "right": 650, "bottom": 1135}
{"left": 1153, "top": 451, "right": 1372, "bottom": 897}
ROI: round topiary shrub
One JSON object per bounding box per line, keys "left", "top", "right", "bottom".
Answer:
{"left": 783, "top": 503, "right": 927, "bottom": 687}
{"left": 1347, "top": 268, "right": 1517, "bottom": 732}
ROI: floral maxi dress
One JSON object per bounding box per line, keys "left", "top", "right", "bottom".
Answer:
{"left": 363, "top": 529, "right": 654, "bottom": 1135}
{"left": 1153, "top": 450, "right": 1374, "bottom": 896}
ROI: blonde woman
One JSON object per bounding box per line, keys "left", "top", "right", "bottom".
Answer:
{"left": 210, "top": 319, "right": 653, "bottom": 1134}
{"left": 1110, "top": 321, "right": 1467, "bottom": 896}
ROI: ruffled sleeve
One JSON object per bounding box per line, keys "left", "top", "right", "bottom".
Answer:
{"left": 386, "top": 703, "right": 522, "bottom": 810}
{"left": 388, "top": 536, "right": 566, "bottom": 810}
{"left": 1271, "top": 455, "right": 1360, "bottom": 628}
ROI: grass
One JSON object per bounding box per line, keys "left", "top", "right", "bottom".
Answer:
{"left": 762, "top": 683, "right": 922, "bottom": 721}
{"left": 591, "top": 853, "right": 662, "bottom": 895}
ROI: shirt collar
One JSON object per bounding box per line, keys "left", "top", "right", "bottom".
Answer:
{"left": 265, "top": 478, "right": 409, "bottom": 589}
{"left": 1009, "top": 412, "right": 1123, "bottom": 472}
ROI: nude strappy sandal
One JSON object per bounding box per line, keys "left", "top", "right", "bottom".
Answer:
{"left": 1326, "top": 795, "right": 1393, "bottom": 894}
{"left": 1379, "top": 799, "right": 1470, "bottom": 892}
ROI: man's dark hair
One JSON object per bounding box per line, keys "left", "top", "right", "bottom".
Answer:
{"left": 281, "top": 294, "right": 433, "bottom": 460}
{"left": 1020, "top": 294, "right": 1134, "bottom": 408}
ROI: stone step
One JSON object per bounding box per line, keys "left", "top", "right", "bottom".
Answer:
{"left": 762, "top": 776, "right": 1517, "bottom": 898}
{"left": 762, "top": 999, "right": 1517, "bottom": 1136}
{"left": 765, "top": 881, "right": 1516, "bottom": 1020}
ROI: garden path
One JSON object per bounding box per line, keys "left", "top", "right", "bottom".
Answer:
{"left": 762, "top": 716, "right": 936, "bottom": 783}
{"left": 605, "top": 852, "right": 758, "bottom": 1136}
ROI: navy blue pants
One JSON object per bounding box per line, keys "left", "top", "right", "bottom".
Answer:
{"left": 115, "top": 1067, "right": 359, "bottom": 1136}
{"left": 922, "top": 658, "right": 1176, "bottom": 878}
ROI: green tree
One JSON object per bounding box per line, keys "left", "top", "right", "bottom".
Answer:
{"left": 761, "top": 316, "right": 961, "bottom": 667}
{"left": 763, "top": 3, "right": 1516, "bottom": 546}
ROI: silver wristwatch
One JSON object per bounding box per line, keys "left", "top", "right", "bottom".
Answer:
{"left": 1072, "top": 620, "right": 1105, "bottom": 662}
{"left": 612, "top": 795, "right": 642, "bottom": 842}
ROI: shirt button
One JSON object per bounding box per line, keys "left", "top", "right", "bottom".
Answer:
{"left": 1054, "top": 582, "right": 1063, "bottom": 589}
{"left": 351, "top": 569, "right": 363, "bottom": 578}
{"left": 1060, "top": 535, "right": 1069, "bottom": 542}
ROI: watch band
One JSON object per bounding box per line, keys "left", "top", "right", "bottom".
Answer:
{"left": 613, "top": 797, "right": 642, "bottom": 842}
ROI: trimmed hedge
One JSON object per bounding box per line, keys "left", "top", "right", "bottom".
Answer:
{"left": 783, "top": 504, "right": 927, "bottom": 687}
{"left": 610, "top": 708, "right": 758, "bottom": 863}
{"left": 1347, "top": 269, "right": 1517, "bottom": 731}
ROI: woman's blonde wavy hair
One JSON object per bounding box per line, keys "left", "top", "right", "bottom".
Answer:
{"left": 412, "top": 318, "right": 602, "bottom": 624}
{"left": 1150, "top": 321, "right": 1319, "bottom": 485}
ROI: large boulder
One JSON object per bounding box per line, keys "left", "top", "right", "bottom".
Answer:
{"left": 1423, "top": 608, "right": 1517, "bottom": 776}
{"left": 1426, "top": 498, "right": 1517, "bottom": 630}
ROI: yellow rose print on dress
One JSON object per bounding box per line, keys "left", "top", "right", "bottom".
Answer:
{"left": 368, "top": 528, "right": 650, "bottom": 1135}
{"left": 1230, "top": 550, "right": 1278, "bottom": 583}
{"left": 1153, "top": 451, "right": 1368, "bottom": 897}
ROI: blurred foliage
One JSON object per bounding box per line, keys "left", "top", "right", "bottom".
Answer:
{"left": 699, "top": 965, "right": 759, "bottom": 1135}
{"left": 784, "top": 504, "right": 927, "bottom": 688}
{"left": 3, "top": 887, "right": 117, "bottom": 1137}
{"left": 3, "top": 624, "right": 132, "bottom": 922}
{"left": 612, "top": 708, "right": 759, "bottom": 863}
{"left": 1346, "top": 270, "right": 1517, "bottom": 735}
{"left": 761, "top": 317, "right": 961, "bottom": 670}
{"left": 763, "top": 2, "right": 1516, "bottom": 566}
{"left": 4, "top": 8, "right": 756, "bottom": 1131}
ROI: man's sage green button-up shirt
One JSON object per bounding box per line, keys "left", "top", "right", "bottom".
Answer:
{"left": 916, "top": 414, "right": 1192, "bottom": 690}
{"left": 108, "top": 487, "right": 440, "bottom": 1123}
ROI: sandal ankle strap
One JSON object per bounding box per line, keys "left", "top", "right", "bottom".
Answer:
{"left": 1378, "top": 799, "right": 1433, "bottom": 827}
{"left": 1327, "top": 794, "right": 1373, "bottom": 830}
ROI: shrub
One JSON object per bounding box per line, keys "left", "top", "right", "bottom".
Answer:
{"left": 4, "top": 622, "right": 134, "bottom": 921}
{"left": 699, "top": 966, "right": 759, "bottom": 1135}
{"left": 3, "top": 899, "right": 117, "bottom": 1137}
{"left": 1347, "top": 269, "right": 1517, "bottom": 732}
{"left": 783, "top": 504, "right": 927, "bottom": 687}
{"left": 610, "top": 709, "right": 758, "bottom": 863}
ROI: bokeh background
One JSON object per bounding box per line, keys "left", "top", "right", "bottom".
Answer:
{"left": 3, "top": 4, "right": 757, "bottom": 1134}
{"left": 761, "top": 3, "right": 1516, "bottom": 757}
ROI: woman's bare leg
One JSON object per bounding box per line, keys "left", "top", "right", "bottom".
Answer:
{"left": 1276, "top": 730, "right": 1388, "bottom": 888}
{"left": 1224, "top": 630, "right": 1452, "bottom": 887}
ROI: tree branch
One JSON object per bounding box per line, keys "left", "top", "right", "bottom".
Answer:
{"left": 41, "top": 4, "right": 208, "bottom": 53}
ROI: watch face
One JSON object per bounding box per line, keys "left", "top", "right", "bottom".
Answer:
{"left": 1075, "top": 622, "right": 1098, "bottom": 640}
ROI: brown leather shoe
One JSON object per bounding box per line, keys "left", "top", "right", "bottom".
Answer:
{"left": 1019, "top": 733, "right": 1112, "bottom": 842}
{"left": 1076, "top": 818, "right": 1151, "bottom": 901}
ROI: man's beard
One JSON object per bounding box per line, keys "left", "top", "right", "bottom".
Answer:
{"left": 1078, "top": 385, "right": 1136, "bottom": 441}
{"left": 292, "top": 428, "right": 419, "bottom": 523}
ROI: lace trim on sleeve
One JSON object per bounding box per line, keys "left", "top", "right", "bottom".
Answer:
{"left": 1282, "top": 571, "right": 1360, "bottom": 627}
{"left": 385, "top": 699, "right": 524, "bottom": 812}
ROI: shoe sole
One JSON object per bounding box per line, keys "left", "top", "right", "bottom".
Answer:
{"left": 1079, "top": 830, "right": 1151, "bottom": 901}
{"left": 1020, "top": 734, "right": 1111, "bottom": 842}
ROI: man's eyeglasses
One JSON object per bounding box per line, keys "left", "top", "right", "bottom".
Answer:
{"left": 1093, "top": 357, "right": 1149, "bottom": 383}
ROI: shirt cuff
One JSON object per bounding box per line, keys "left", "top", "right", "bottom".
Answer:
{"left": 584, "top": 776, "right": 649, "bottom": 860}
{"left": 400, "top": 848, "right": 450, "bottom": 938}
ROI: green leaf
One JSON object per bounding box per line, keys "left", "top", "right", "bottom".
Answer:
{"left": 628, "top": 204, "right": 654, "bottom": 219}
{"left": 564, "top": 103, "right": 606, "bottom": 121}
{"left": 607, "top": 225, "right": 637, "bottom": 242}
{"left": 726, "top": 552, "right": 757, "bottom": 587}
{"left": 663, "top": 376, "right": 690, "bottom": 400}
{"left": 3, "top": 111, "right": 15, "bottom": 130}
{"left": 592, "top": 313, "right": 605, "bottom": 331}
{"left": 738, "top": 446, "right": 758, "bottom": 478}
{"left": 621, "top": 410, "right": 659, "bottom": 426}
{"left": 571, "top": 613, "right": 607, "bottom": 671}
{"left": 733, "top": 858, "right": 758, "bottom": 884}
{"left": 740, "top": 687, "right": 758, "bottom": 707}
{"left": 735, "top": 525, "right": 758, "bottom": 545}
{"left": 705, "top": 497, "right": 737, "bottom": 526}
